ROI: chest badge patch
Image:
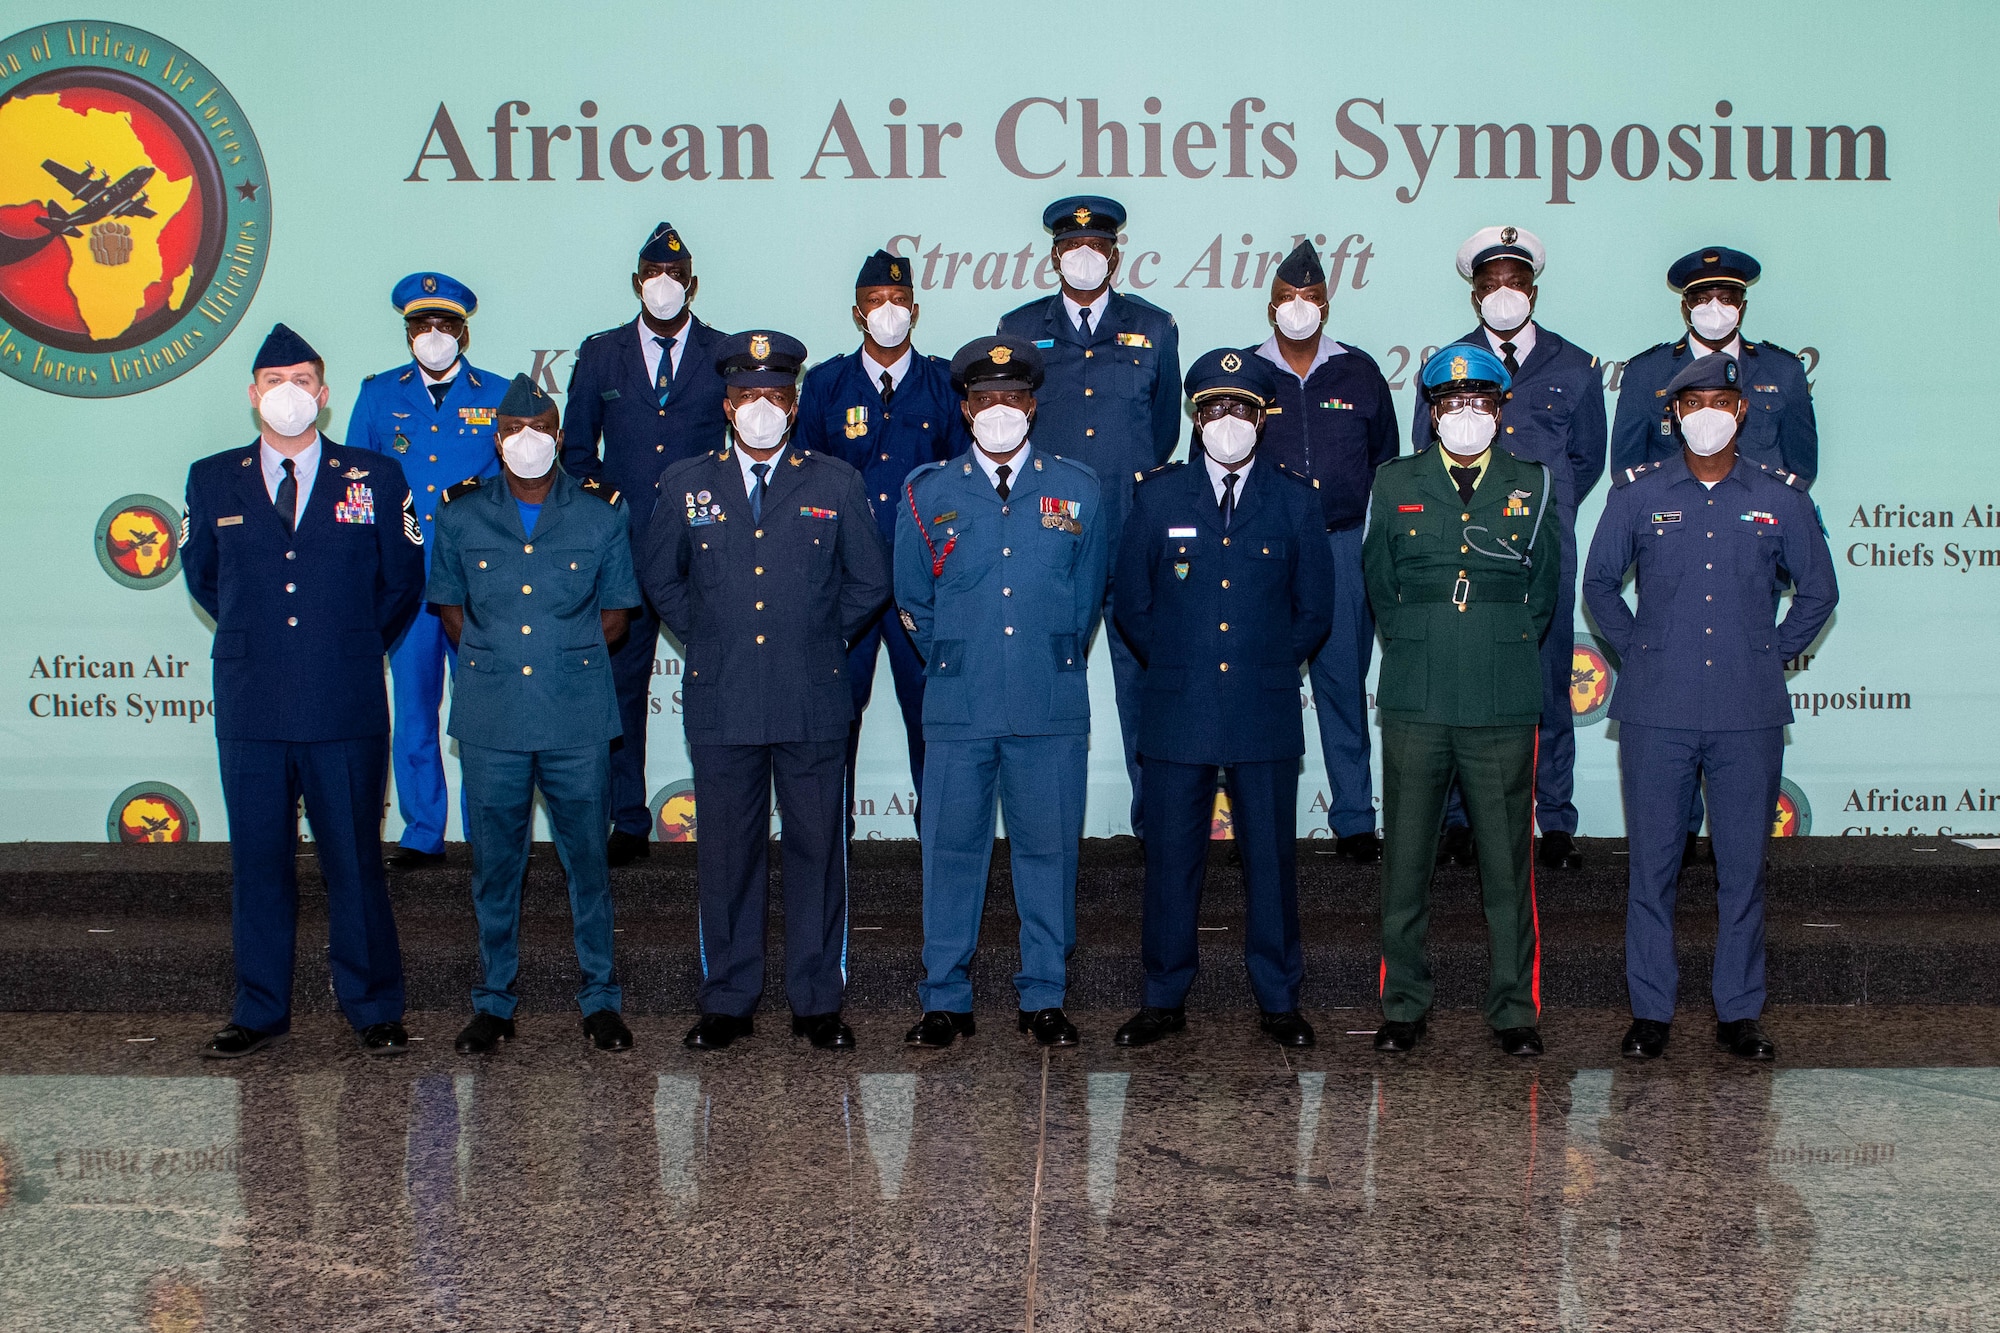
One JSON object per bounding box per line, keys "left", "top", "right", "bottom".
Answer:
{"left": 1115, "top": 332, "right": 1152, "bottom": 349}
{"left": 1173, "top": 561, "right": 1190, "bottom": 580}
{"left": 696, "top": 490, "right": 712, "bottom": 505}
{"left": 1650, "top": 511, "right": 1683, "bottom": 524}
{"left": 1742, "top": 510, "right": 1778, "bottom": 526}
{"left": 1041, "top": 496, "right": 1082, "bottom": 534}
{"left": 459, "top": 407, "right": 496, "bottom": 427}
{"left": 343, "top": 468, "right": 370, "bottom": 480}
{"left": 1504, "top": 490, "right": 1531, "bottom": 518}
{"left": 335, "top": 483, "right": 376, "bottom": 525}
{"left": 391, "top": 434, "right": 411, "bottom": 454}
{"left": 1320, "top": 398, "right": 1355, "bottom": 410}
{"left": 800, "top": 506, "right": 839, "bottom": 520}
{"left": 845, "top": 405, "right": 868, "bottom": 439}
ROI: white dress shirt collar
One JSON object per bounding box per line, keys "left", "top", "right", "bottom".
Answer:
{"left": 734, "top": 442, "right": 788, "bottom": 497}
{"left": 258, "top": 434, "right": 322, "bottom": 526}
{"left": 1254, "top": 333, "right": 1346, "bottom": 382}
{"left": 1203, "top": 452, "right": 1254, "bottom": 505}
{"left": 864, "top": 345, "right": 914, "bottom": 392}
{"left": 1062, "top": 290, "right": 1109, "bottom": 336}
{"left": 973, "top": 443, "right": 1031, "bottom": 491}
{"left": 639, "top": 315, "right": 685, "bottom": 387}
{"left": 1484, "top": 320, "right": 1537, "bottom": 365}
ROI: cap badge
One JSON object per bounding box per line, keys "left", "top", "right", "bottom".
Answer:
{"left": 1725, "top": 360, "right": 1738, "bottom": 384}
{"left": 889, "top": 262, "right": 901, "bottom": 280}
{"left": 422, "top": 276, "right": 437, "bottom": 292}
{"left": 1073, "top": 206, "right": 1091, "bottom": 227}
{"left": 1500, "top": 226, "right": 1517, "bottom": 245}
{"left": 990, "top": 345, "right": 1013, "bottom": 366}
{"left": 1703, "top": 252, "right": 1720, "bottom": 264}
{"left": 749, "top": 334, "right": 771, "bottom": 360}
{"left": 1220, "top": 352, "right": 1242, "bottom": 373}
{"left": 1451, "top": 355, "right": 1468, "bottom": 380}
{"left": 667, "top": 234, "right": 682, "bottom": 251}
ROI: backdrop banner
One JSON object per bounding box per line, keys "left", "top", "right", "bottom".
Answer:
{"left": 1, "top": 2, "right": 1989, "bottom": 843}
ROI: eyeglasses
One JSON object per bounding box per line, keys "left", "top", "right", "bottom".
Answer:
{"left": 1433, "top": 394, "right": 1499, "bottom": 415}
{"left": 1685, "top": 286, "right": 1745, "bottom": 306}
{"left": 1194, "top": 399, "right": 1260, "bottom": 422}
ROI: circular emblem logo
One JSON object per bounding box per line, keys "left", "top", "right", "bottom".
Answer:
{"left": 1773, "top": 777, "right": 1811, "bottom": 837}
{"left": 0, "top": 21, "right": 271, "bottom": 397}
{"left": 106, "top": 780, "right": 198, "bottom": 843}
{"left": 1570, "top": 634, "right": 1617, "bottom": 725}
{"left": 94, "top": 491, "right": 181, "bottom": 588}
{"left": 649, "top": 779, "right": 696, "bottom": 842}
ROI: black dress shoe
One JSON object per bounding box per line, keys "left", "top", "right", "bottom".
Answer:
{"left": 1260, "top": 1010, "right": 1316, "bottom": 1047}
{"left": 683, "top": 1013, "right": 752, "bottom": 1050}
{"left": 1497, "top": 1026, "right": 1544, "bottom": 1057}
{"left": 1113, "top": 1006, "right": 1186, "bottom": 1047}
{"left": 584, "top": 1009, "right": 634, "bottom": 1051}
{"left": 1374, "top": 1018, "right": 1427, "bottom": 1053}
{"left": 904, "top": 1010, "right": 976, "bottom": 1047}
{"left": 1437, "top": 825, "right": 1475, "bottom": 868}
{"left": 1622, "top": 1018, "right": 1670, "bottom": 1060}
{"left": 455, "top": 1012, "right": 514, "bottom": 1054}
{"left": 1018, "top": 1007, "right": 1079, "bottom": 1047}
{"left": 792, "top": 1012, "right": 855, "bottom": 1049}
{"left": 1716, "top": 1018, "right": 1776, "bottom": 1061}
{"left": 1334, "top": 831, "right": 1382, "bottom": 863}
{"left": 1682, "top": 832, "right": 1709, "bottom": 868}
{"left": 605, "top": 830, "right": 651, "bottom": 867}
{"left": 384, "top": 845, "right": 446, "bottom": 871}
{"left": 358, "top": 1022, "right": 409, "bottom": 1057}
{"left": 201, "top": 1023, "right": 284, "bottom": 1059}
{"left": 1537, "top": 830, "right": 1583, "bottom": 869}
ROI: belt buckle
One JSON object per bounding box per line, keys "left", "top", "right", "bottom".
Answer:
{"left": 1451, "top": 576, "right": 1470, "bottom": 611}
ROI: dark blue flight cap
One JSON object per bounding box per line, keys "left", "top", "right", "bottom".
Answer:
{"left": 497, "top": 372, "right": 556, "bottom": 418}
{"left": 252, "top": 322, "right": 320, "bottom": 370}
{"left": 714, "top": 330, "right": 808, "bottom": 387}
{"left": 1668, "top": 246, "right": 1761, "bottom": 292}
{"left": 1043, "top": 195, "right": 1124, "bottom": 242}
{"left": 638, "top": 220, "right": 691, "bottom": 266}
{"left": 1665, "top": 352, "right": 1740, "bottom": 396}
{"left": 1274, "top": 239, "right": 1325, "bottom": 288}
{"left": 855, "top": 249, "right": 913, "bottom": 290}
{"left": 1185, "top": 347, "right": 1278, "bottom": 408}
{"left": 950, "top": 336, "right": 1044, "bottom": 395}
{"left": 1418, "top": 343, "right": 1512, "bottom": 400}
{"left": 392, "top": 271, "right": 476, "bottom": 319}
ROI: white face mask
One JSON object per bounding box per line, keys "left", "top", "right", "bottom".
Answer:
{"left": 1201, "top": 415, "right": 1258, "bottom": 466}
{"left": 1688, "top": 298, "right": 1741, "bottom": 343}
{"left": 971, "top": 404, "right": 1031, "bottom": 453}
{"left": 731, "top": 396, "right": 791, "bottom": 452}
{"left": 864, "top": 301, "right": 912, "bottom": 347}
{"left": 1479, "top": 285, "right": 1532, "bottom": 333}
{"left": 1679, "top": 406, "right": 1739, "bottom": 457}
{"left": 411, "top": 329, "right": 460, "bottom": 374}
{"left": 1058, "top": 245, "right": 1110, "bottom": 292}
{"left": 499, "top": 425, "right": 557, "bottom": 478}
{"left": 641, "top": 272, "right": 687, "bottom": 321}
{"left": 1436, "top": 406, "right": 1497, "bottom": 457}
{"left": 257, "top": 381, "right": 320, "bottom": 438}
{"left": 1274, "top": 296, "right": 1324, "bottom": 341}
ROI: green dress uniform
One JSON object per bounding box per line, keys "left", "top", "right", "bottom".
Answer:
{"left": 1363, "top": 441, "right": 1560, "bottom": 1031}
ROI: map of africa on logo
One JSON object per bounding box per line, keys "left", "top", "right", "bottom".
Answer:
{"left": 0, "top": 23, "right": 269, "bottom": 396}
{"left": 107, "top": 781, "right": 198, "bottom": 843}
{"left": 1571, "top": 635, "right": 1617, "bottom": 726}
{"left": 95, "top": 492, "right": 182, "bottom": 588}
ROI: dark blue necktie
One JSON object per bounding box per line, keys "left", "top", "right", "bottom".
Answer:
{"left": 750, "top": 462, "right": 769, "bottom": 523}
{"left": 655, "top": 335, "right": 673, "bottom": 407}
{"left": 274, "top": 458, "right": 297, "bottom": 533}
{"left": 1221, "top": 471, "right": 1238, "bottom": 530}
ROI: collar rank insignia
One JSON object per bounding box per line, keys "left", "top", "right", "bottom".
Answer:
{"left": 1173, "top": 561, "right": 1190, "bottom": 580}
{"left": 845, "top": 405, "right": 868, "bottom": 439}
{"left": 343, "top": 468, "right": 370, "bottom": 480}
{"left": 1040, "top": 496, "right": 1082, "bottom": 534}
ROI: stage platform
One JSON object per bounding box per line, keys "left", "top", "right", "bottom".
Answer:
{"left": 3, "top": 836, "right": 1996, "bottom": 1015}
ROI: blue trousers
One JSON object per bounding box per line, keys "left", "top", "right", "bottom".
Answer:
{"left": 1107, "top": 602, "right": 1146, "bottom": 838}
{"left": 1619, "top": 723, "right": 1783, "bottom": 1023}
{"left": 1140, "top": 757, "right": 1303, "bottom": 1013}
{"left": 459, "top": 741, "right": 621, "bottom": 1018}
{"left": 919, "top": 733, "right": 1086, "bottom": 1013}
{"left": 388, "top": 606, "right": 469, "bottom": 852}
{"left": 844, "top": 603, "right": 927, "bottom": 837}
{"left": 608, "top": 600, "right": 661, "bottom": 838}
{"left": 691, "top": 738, "right": 850, "bottom": 1018}
{"left": 1308, "top": 526, "right": 1376, "bottom": 838}
{"left": 218, "top": 736, "right": 405, "bottom": 1032}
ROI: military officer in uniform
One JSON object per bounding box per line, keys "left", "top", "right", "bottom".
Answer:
{"left": 563, "top": 221, "right": 730, "bottom": 866}
{"left": 182, "top": 323, "right": 427, "bottom": 1058}
{"left": 1111, "top": 348, "right": 1334, "bottom": 1050}
{"left": 345, "top": 272, "right": 506, "bottom": 870}
{"left": 1583, "top": 353, "right": 1836, "bottom": 1062}
{"left": 898, "top": 337, "right": 1109, "bottom": 1049}
{"left": 1366, "top": 344, "right": 1562, "bottom": 1057}
{"left": 1254, "top": 239, "right": 1400, "bottom": 861}
{"left": 641, "top": 331, "right": 893, "bottom": 1052}
{"left": 998, "top": 196, "right": 1179, "bottom": 837}
{"left": 427, "top": 374, "right": 643, "bottom": 1055}
{"left": 1610, "top": 248, "right": 1820, "bottom": 861}
{"left": 1418, "top": 226, "right": 1605, "bottom": 872}
{"left": 796, "top": 250, "right": 970, "bottom": 835}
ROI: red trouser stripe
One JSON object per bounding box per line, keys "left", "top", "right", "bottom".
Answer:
{"left": 1378, "top": 955, "right": 1387, "bottom": 997}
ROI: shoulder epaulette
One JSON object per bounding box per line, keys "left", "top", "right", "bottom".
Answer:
{"left": 1757, "top": 339, "right": 1799, "bottom": 358}
{"left": 1136, "top": 462, "right": 1179, "bottom": 484}
{"left": 1754, "top": 461, "right": 1811, "bottom": 491}
{"left": 1270, "top": 460, "right": 1314, "bottom": 487}
{"left": 1589, "top": 355, "right": 1599, "bottom": 368}
{"left": 1672, "top": 338, "right": 1689, "bottom": 356}
{"left": 441, "top": 477, "right": 484, "bottom": 503}
{"left": 578, "top": 476, "right": 623, "bottom": 505}
{"left": 397, "top": 368, "right": 414, "bottom": 383}
{"left": 361, "top": 372, "right": 376, "bottom": 383}
{"left": 582, "top": 327, "right": 617, "bottom": 344}
{"left": 1614, "top": 460, "right": 1667, "bottom": 488}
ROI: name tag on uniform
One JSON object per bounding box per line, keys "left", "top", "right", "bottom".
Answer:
{"left": 1396, "top": 504, "right": 1423, "bottom": 513}
{"left": 800, "top": 506, "right": 838, "bottom": 520}
{"left": 1033, "top": 339, "right": 1055, "bottom": 349}
{"left": 1115, "top": 332, "right": 1152, "bottom": 348}
{"left": 1168, "top": 526, "right": 1198, "bottom": 538}
{"left": 215, "top": 515, "right": 243, "bottom": 527}
{"left": 1650, "top": 511, "right": 1682, "bottom": 524}
{"left": 932, "top": 510, "right": 958, "bottom": 525}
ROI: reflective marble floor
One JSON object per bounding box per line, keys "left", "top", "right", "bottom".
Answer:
{"left": 2, "top": 1008, "right": 1998, "bottom": 1332}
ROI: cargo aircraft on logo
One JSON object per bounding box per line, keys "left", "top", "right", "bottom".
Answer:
{"left": 35, "top": 158, "right": 157, "bottom": 237}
